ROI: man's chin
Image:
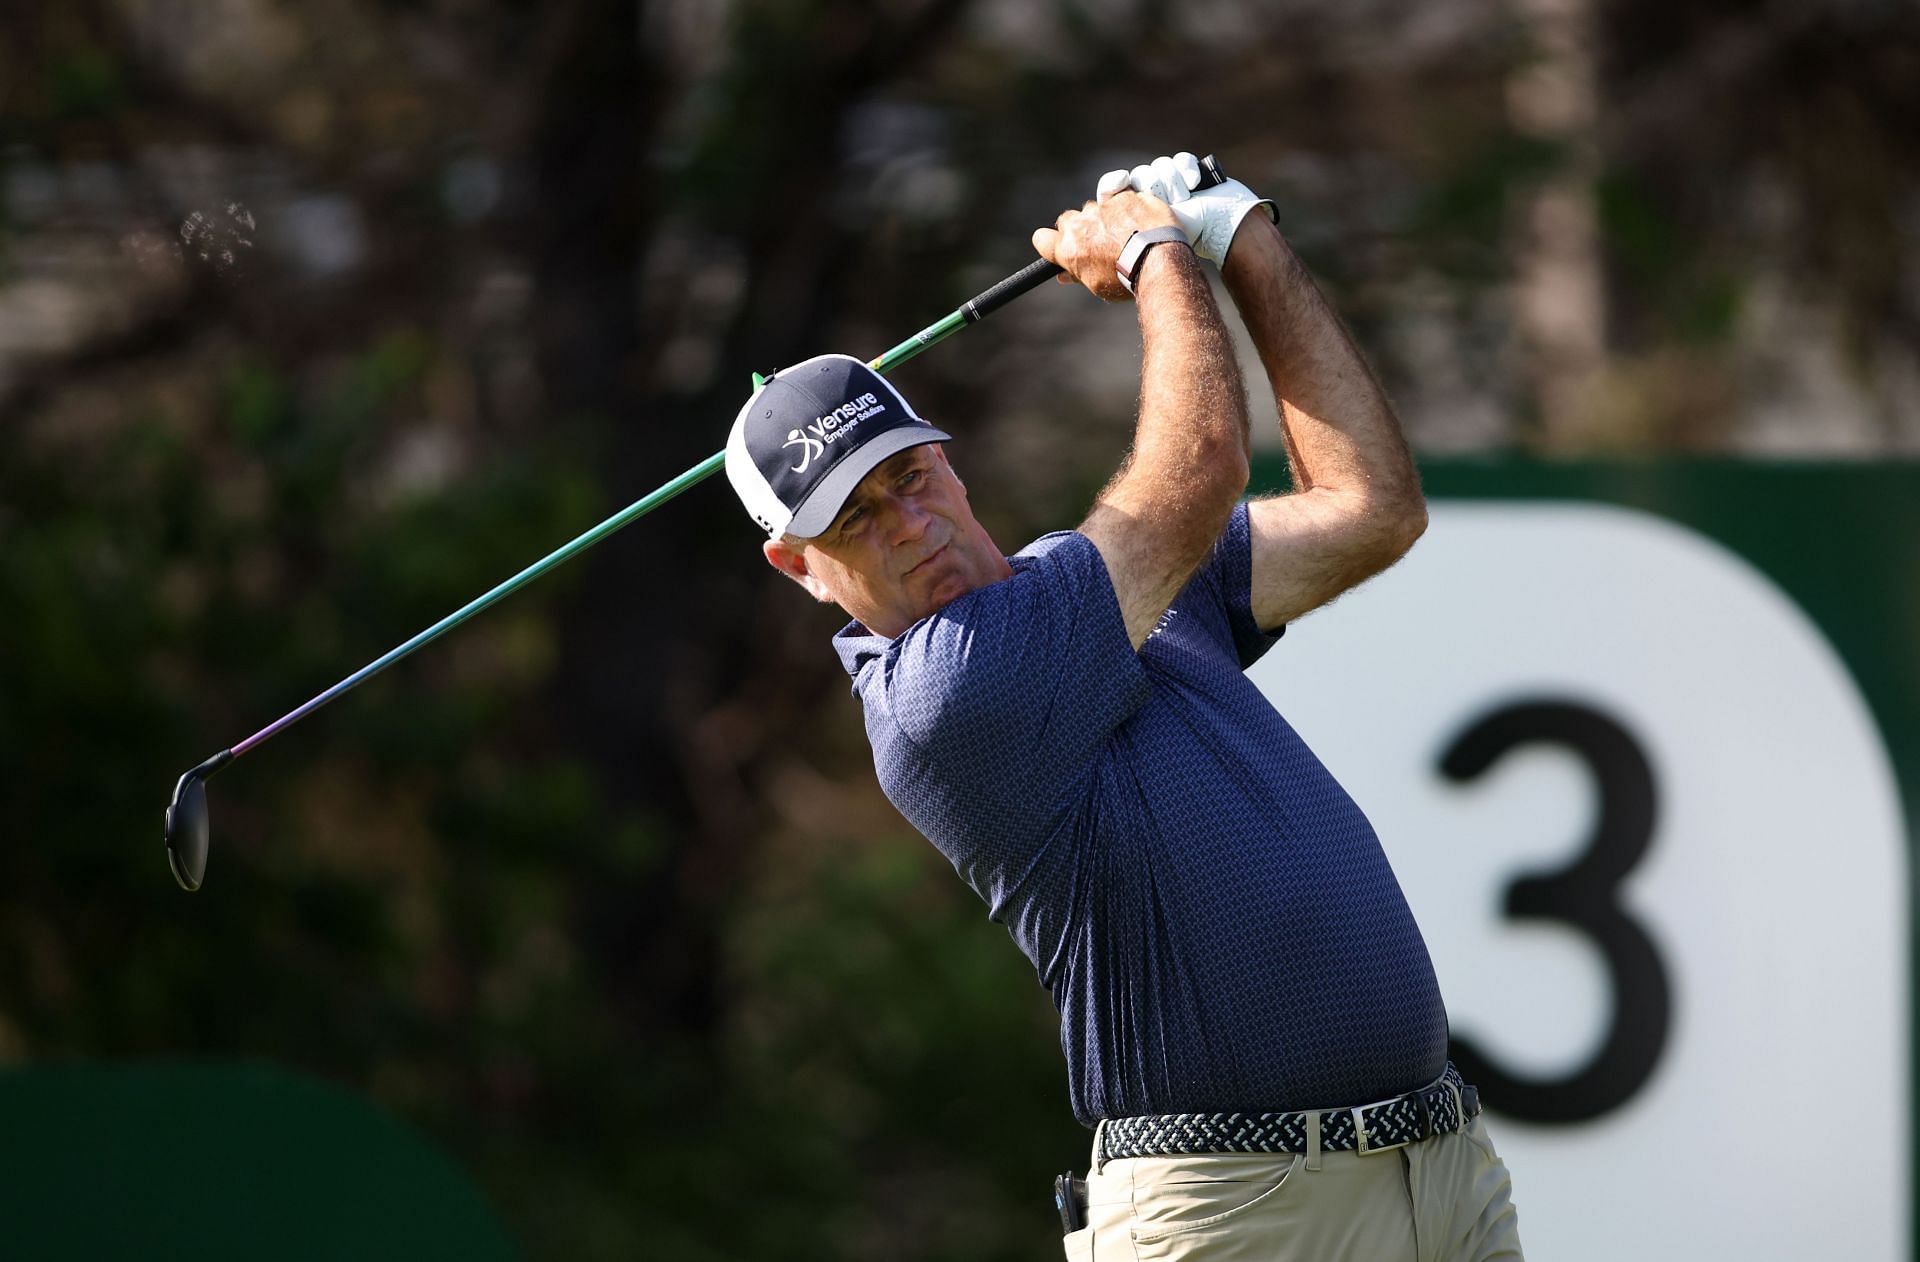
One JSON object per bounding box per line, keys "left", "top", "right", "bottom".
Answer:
{"left": 917, "top": 570, "right": 991, "bottom": 619}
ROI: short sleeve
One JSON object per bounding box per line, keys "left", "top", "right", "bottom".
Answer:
{"left": 1187, "top": 502, "right": 1284, "bottom": 668}
{"left": 871, "top": 530, "right": 1151, "bottom": 805}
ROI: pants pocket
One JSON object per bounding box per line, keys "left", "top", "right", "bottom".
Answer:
{"left": 1128, "top": 1153, "right": 1303, "bottom": 1249}
{"left": 1061, "top": 1225, "right": 1094, "bottom": 1260}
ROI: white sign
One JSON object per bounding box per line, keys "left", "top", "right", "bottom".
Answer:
{"left": 1249, "top": 501, "right": 1908, "bottom": 1261}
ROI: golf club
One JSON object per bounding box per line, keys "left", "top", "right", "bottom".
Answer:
{"left": 164, "top": 155, "right": 1231, "bottom": 890}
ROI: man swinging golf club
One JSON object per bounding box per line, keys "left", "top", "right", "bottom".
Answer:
{"left": 727, "top": 153, "right": 1524, "bottom": 1260}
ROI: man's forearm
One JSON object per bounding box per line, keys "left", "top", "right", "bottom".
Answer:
{"left": 1072, "top": 241, "right": 1250, "bottom": 645}
{"left": 1120, "top": 243, "right": 1251, "bottom": 517}
{"left": 1221, "top": 217, "right": 1419, "bottom": 512}
{"left": 1030, "top": 191, "right": 1254, "bottom": 646}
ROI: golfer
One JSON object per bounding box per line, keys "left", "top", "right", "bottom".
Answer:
{"left": 726, "top": 153, "right": 1523, "bottom": 1260}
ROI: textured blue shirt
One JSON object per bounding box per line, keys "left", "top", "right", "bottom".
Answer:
{"left": 833, "top": 504, "right": 1448, "bottom": 1124}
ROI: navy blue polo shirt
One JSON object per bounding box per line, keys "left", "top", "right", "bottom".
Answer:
{"left": 833, "top": 504, "right": 1448, "bottom": 1124}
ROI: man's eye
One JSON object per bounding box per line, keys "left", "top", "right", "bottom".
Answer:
{"left": 900, "top": 470, "right": 922, "bottom": 487}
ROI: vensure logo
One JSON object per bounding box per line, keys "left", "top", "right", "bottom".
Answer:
{"left": 784, "top": 392, "right": 886, "bottom": 473}
{"left": 783, "top": 429, "right": 824, "bottom": 472}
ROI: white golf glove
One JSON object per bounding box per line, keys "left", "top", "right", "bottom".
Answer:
{"left": 1096, "top": 151, "right": 1276, "bottom": 266}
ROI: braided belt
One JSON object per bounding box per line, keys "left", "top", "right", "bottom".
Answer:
{"left": 1100, "top": 1064, "right": 1479, "bottom": 1162}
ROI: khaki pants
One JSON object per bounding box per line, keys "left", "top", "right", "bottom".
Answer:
{"left": 1063, "top": 1114, "right": 1523, "bottom": 1262}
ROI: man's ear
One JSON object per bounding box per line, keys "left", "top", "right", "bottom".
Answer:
{"left": 763, "top": 537, "right": 833, "bottom": 602}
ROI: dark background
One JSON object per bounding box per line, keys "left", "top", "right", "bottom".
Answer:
{"left": 3, "top": 1, "right": 1917, "bottom": 1257}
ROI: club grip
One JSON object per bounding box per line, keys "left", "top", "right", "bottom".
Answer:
{"left": 961, "top": 257, "right": 1062, "bottom": 324}
{"left": 959, "top": 154, "right": 1228, "bottom": 324}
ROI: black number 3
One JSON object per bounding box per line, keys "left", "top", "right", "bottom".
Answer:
{"left": 1438, "top": 699, "right": 1671, "bottom": 1123}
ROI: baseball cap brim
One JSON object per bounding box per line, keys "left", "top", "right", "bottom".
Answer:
{"left": 784, "top": 424, "right": 953, "bottom": 539}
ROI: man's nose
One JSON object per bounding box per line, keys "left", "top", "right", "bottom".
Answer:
{"left": 879, "top": 495, "right": 931, "bottom": 545}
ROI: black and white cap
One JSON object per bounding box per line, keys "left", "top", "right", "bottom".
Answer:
{"left": 725, "top": 353, "right": 951, "bottom": 539}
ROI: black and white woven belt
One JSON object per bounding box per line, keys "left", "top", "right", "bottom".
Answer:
{"left": 1099, "top": 1064, "right": 1480, "bottom": 1162}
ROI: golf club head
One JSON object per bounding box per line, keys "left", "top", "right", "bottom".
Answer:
{"left": 165, "top": 774, "right": 209, "bottom": 891}
{"left": 165, "top": 750, "right": 233, "bottom": 892}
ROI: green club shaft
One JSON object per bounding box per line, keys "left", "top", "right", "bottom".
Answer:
{"left": 871, "top": 309, "right": 968, "bottom": 373}
{"left": 230, "top": 266, "right": 1050, "bottom": 761}
{"left": 231, "top": 450, "right": 724, "bottom": 755}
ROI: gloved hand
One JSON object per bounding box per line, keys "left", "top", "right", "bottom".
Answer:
{"left": 1096, "top": 151, "right": 1276, "bottom": 266}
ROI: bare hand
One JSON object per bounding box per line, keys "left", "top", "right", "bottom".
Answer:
{"left": 1031, "top": 191, "right": 1181, "bottom": 302}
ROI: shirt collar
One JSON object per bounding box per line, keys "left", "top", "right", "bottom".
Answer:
{"left": 831, "top": 547, "right": 1046, "bottom": 683}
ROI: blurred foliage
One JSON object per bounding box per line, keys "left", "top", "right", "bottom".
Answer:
{"left": 1, "top": 0, "right": 1917, "bottom": 1257}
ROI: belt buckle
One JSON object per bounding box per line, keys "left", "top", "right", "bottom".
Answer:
{"left": 1351, "top": 1099, "right": 1411, "bottom": 1156}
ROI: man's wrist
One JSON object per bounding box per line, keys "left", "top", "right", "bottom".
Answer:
{"left": 1133, "top": 237, "right": 1198, "bottom": 294}
{"left": 1219, "top": 210, "right": 1302, "bottom": 297}
{"left": 1117, "top": 225, "right": 1194, "bottom": 294}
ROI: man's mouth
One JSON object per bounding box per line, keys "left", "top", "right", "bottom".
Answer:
{"left": 906, "top": 544, "right": 948, "bottom": 576}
